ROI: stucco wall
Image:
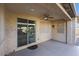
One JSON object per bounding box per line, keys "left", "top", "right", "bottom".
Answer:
{"left": 51, "top": 21, "right": 66, "bottom": 43}
{"left": 67, "top": 18, "right": 76, "bottom": 45}
{"left": 0, "top": 4, "right": 5, "bottom": 56}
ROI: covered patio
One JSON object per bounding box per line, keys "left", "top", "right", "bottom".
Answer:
{"left": 9, "top": 40, "right": 79, "bottom": 56}
{"left": 0, "top": 3, "right": 76, "bottom": 55}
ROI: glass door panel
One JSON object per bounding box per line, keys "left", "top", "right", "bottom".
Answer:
{"left": 28, "top": 25, "right": 36, "bottom": 43}
{"left": 17, "top": 24, "right": 28, "bottom": 47}
{"left": 17, "top": 18, "right": 36, "bottom": 47}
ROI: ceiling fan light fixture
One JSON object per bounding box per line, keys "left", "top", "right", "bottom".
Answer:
{"left": 43, "top": 17, "right": 48, "bottom": 20}
{"left": 30, "top": 9, "right": 35, "bottom": 12}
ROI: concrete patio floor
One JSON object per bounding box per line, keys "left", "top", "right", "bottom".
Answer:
{"left": 9, "top": 40, "right": 79, "bottom": 56}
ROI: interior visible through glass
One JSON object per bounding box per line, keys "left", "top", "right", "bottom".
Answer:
{"left": 17, "top": 18, "right": 36, "bottom": 47}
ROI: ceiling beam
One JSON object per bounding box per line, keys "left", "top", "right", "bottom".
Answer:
{"left": 56, "top": 3, "right": 72, "bottom": 20}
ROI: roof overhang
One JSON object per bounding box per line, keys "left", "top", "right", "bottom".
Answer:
{"left": 56, "top": 3, "right": 76, "bottom": 20}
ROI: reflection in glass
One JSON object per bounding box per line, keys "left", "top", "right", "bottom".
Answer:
{"left": 17, "top": 18, "right": 36, "bottom": 47}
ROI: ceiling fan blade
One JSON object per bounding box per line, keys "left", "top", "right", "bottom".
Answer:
{"left": 48, "top": 16, "right": 54, "bottom": 18}
{"left": 40, "top": 16, "right": 47, "bottom": 20}
{"left": 41, "top": 14, "right": 54, "bottom": 20}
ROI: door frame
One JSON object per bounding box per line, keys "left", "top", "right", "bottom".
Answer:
{"left": 16, "top": 18, "right": 37, "bottom": 51}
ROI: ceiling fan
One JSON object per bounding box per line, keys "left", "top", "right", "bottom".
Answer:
{"left": 42, "top": 14, "right": 54, "bottom": 20}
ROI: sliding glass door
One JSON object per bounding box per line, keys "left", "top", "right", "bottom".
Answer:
{"left": 28, "top": 24, "right": 36, "bottom": 44}
{"left": 17, "top": 18, "right": 36, "bottom": 47}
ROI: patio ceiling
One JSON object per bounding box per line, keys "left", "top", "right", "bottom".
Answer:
{"left": 5, "top": 3, "right": 71, "bottom": 21}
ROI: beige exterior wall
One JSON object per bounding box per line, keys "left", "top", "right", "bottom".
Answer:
{"left": 0, "top": 4, "right": 5, "bottom": 56}
{"left": 67, "top": 18, "right": 76, "bottom": 45}
{"left": 51, "top": 21, "right": 66, "bottom": 43}
{"left": 75, "top": 17, "right": 79, "bottom": 43}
